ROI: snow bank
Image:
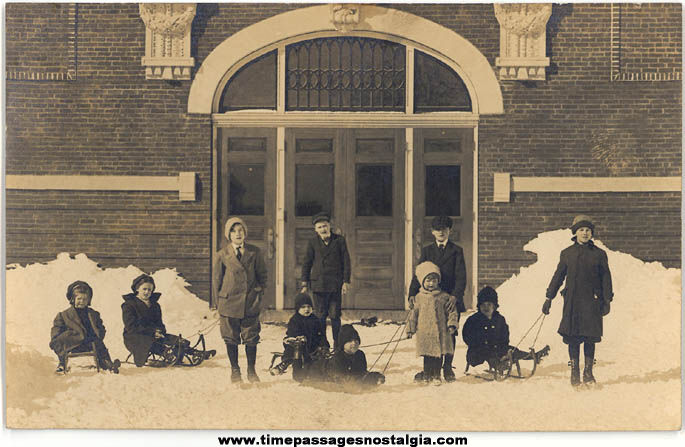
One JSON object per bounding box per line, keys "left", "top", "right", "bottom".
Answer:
{"left": 497, "top": 229, "right": 681, "bottom": 375}
{"left": 5, "top": 253, "right": 214, "bottom": 362}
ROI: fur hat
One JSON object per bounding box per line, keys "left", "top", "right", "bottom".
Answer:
{"left": 415, "top": 261, "right": 441, "bottom": 287}
{"left": 431, "top": 215, "right": 453, "bottom": 231}
{"left": 477, "top": 286, "right": 498, "bottom": 308}
{"left": 571, "top": 215, "right": 595, "bottom": 234}
{"left": 131, "top": 274, "right": 155, "bottom": 293}
{"left": 338, "top": 324, "right": 361, "bottom": 347}
{"left": 312, "top": 212, "right": 330, "bottom": 226}
{"left": 66, "top": 280, "right": 93, "bottom": 306}
{"left": 294, "top": 293, "right": 313, "bottom": 312}
{"left": 224, "top": 217, "right": 248, "bottom": 241}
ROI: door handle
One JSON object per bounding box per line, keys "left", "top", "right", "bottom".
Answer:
{"left": 415, "top": 227, "right": 422, "bottom": 262}
{"left": 267, "top": 228, "right": 275, "bottom": 260}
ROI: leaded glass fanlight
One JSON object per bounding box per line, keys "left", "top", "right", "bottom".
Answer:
{"left": 218, "top": 37, "right": 473, "bottom": 114}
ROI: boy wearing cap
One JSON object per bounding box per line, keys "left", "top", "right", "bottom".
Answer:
{"left": 408, "top": 215, "right": 466, "bottom": 382}
{"left": 300, "top": 212, "right": 351, "bottom": 351}
{"left": 213, "top": 217, "right": 268, "bottom": 383}
{"left": 542, "top": 215, "right": 613, "bottom": 387}
{"left": 50, "top": 280, "right": 120, "bottom": 374}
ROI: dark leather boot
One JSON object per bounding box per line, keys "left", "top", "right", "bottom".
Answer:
{"left": 569, "top": 360, "right": 581, "bottom": 387}
{"left": 245, "top": 345, "right": 260, "bottom": 383}
{"left": 226, "top": 344, "right": 242, "bottom": 383}
{"left": 583, "top": 359, "right": 596, "bottom": 385}
{"left": 442, "top": 354, "right": 456, "bottom": 382}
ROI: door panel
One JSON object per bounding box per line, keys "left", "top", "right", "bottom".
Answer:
{"left": 285, "top": 128, "right": 404, "bottom": 310}
{"left": 414, "top": 128, "right": 474, "bottom": 309}
{"left": 217, "top": 128, "right": 277, "bottom": 310}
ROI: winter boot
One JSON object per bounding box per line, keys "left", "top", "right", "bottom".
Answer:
{"left": 245, "top": 345, "right": 260, "bottom": 383}
{"left": 568, "top": 360, "right": 581, "bottom": 387}
{"left": 429, "top": 357, "right": 442, "bottom": 385}
{"left": 413, "top": 371, "right": 426, "bottom": 383}
{"left": 583, "top": 359, "right": 596, "bottom": 385}
{"left": 442, "top": 354, "right": 456, "bottom": 383}
{"left": 226, "top": 344, "right": 242, "bottom": 383}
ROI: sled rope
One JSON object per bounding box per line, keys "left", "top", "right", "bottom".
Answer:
{"left": 189, "top": 318, "right": 220, "bottom": 337}
{"left": 380, "top": 322, "right": 407, "bottom": 375}
{"left": 360, "top": 336, "right": 411, "bottom": 349}
{"left": 367, "top": 320, "right": 406, "bottom": 373}
{"left": 514, "top": 313, "right": 546, "bottom": 350}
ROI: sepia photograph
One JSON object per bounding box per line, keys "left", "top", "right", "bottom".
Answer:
{"left": 2, "top": 0, "right": 682, "bottom": 442}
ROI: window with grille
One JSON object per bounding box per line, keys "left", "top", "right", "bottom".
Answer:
{"left": 286, "top": 37, "right": 406, "bottom": 111}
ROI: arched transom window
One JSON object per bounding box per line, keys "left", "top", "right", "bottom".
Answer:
{"left": 218, "top": 36, "right": 472, "bottom": 114}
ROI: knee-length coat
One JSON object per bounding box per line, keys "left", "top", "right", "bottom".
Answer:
{"left": 122, "top": 292, "right": 166, "bottom": 366}
{"left": 407, "top": 290, "right": 458, "bottom": 357}
{"left": 50, "top": 306, "right": 106, "bottom": 357}
{"left": 546, "top": 239, "right": 613, "bottom": 340}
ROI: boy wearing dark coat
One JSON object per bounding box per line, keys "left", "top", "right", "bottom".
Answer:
{"left": 408, "top": 215, "right": 466, "bottom": 381}
{"left": 50, "top": 280, "right": 120, "bottom": 374}
{"left": 213, "top": 217, "right": 268, "bottom": 383}
{"left": 407, "top": 262, "right": 458, "bottom": 384}
{"left": 122, "top": 274, "right": 215, "bottom": 367}
{"left": 276, "top": 293, "right": 326, "bottom": 382}
{"left": 326, "top": 324, "right": 384, "bottom": 387}
{"left": 463, "top": 286, "right": 549, "bottom": 375}
{"left": 300, "top": 212, "right": 351, "bottom": 351}
{"left": 542, "top": 215, "right": 613, "bottom": 387}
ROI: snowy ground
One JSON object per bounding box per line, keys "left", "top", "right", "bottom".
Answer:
{"left": 4, "top": 230, "right": 682, "bottom": 431}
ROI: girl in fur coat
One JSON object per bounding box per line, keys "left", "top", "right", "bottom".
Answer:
{"left": 406, "top": 262, "right": 459, "bottom": 384}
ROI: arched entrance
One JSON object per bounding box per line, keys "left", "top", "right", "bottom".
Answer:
{"left": 189, "top": 5, "right": 504, "bottom": 311}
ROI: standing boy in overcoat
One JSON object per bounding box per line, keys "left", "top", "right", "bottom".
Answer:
{"left": 408, "top": 215, "right": 466, "bottom": 382}
{"left": 213, "top": 217, "right": 268, "bottom": 383}
{"left": 300, "top": 212, "right": 351, "bottom": 351}
{"left": 542, "top": 215, "right": 613, "bottom": 387}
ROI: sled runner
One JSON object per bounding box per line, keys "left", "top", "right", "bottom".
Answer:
{"left": 269, "top": 336, "right": 333, "bottom": 375}
{"left": 464, "top": 345, "right": 550, "bottom": 382}
{"left": 126, "top": 334, "right": 215, "bottom": 367}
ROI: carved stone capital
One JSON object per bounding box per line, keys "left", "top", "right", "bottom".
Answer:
{"left": 139, "top": 3, "right": 196, "bottom": 80}
{"left": 330, "top": 4, "right": 360, "bottom": 32}
{"left": 494, "top": 3, "right": 552, "bottom": 81}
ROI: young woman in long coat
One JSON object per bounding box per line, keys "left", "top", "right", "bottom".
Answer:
{"left": 543, "top": 215, "right": 613, "bottom": 387}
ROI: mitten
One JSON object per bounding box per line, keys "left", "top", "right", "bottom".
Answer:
{"left": 542, "top": 298, "right": 552, "bottom": 315}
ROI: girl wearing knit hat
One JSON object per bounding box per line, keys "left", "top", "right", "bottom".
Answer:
{"left": 542, "top": 215, "right": 613, "bottom": 388}
{"left": 406, "top": 262, "right": 459, "bottom": 384}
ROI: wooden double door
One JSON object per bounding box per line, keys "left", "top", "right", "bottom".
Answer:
{"left": 216, "top": 127, "right": 473, "bottom": 310}
{"left": 284, "top": 128, "right": 405, "bottom": 310}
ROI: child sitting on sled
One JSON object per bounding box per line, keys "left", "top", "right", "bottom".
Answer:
{"left": 406, "top": 262, "right": 459, "bottom": 384}
{"left": 122, "top": 274, "right": 216, "bottom": 367}
{"left": 271, "top": 293, "right": 327, "bottom": 381}
{"left": 50, "top": 281, "right": 121, "bottom": 374}
{"left": 463, "top": 286, "right": 549, "bottom": 375}
{"left": 326, "top": 324, "right": 385, "bottom": 387}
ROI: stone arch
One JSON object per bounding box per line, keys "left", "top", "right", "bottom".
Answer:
{"left": 187, "top": 5, "right": 503, "bottom": 115}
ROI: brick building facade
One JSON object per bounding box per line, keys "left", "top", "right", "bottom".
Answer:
{"left": 5, "top": 3, "right": 681, "bottom": 309}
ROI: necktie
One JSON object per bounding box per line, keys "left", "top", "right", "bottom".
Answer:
{"left": 236, "top": 247, "right": 242, "bottom": 261}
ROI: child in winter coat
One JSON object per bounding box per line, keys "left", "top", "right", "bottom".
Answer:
{"left": 463, "top": 286, "right": 549, "bottom": 374}
{"left": 406, "top": 262, "right": 458, "bottom": 384}
{"left": 213, "top": 217, "right": 268, "bottom": 383}
{"left": 122, "top": 274, "right": 215, "bottom": 367}
{"left": 50, "top": 281, "right": 120, "bottom": 374}
{"left": 542, "top": 215, "right": 613, "bottom": 387}
{"left": 407, "top": 215, "right": 467, "bottom": 381}
{"left": 272, "top": 293, "right": 326, "bottom": 382}
{"left": 326, "top": 324, "right": 385, "bottom": 387}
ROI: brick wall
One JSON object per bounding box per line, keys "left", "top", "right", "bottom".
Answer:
{"left": 5, "top": 3, "right": 682, "bottom": 302}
